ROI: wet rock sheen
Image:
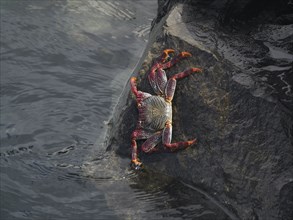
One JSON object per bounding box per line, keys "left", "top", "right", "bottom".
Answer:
{"left": 105, "top": 1, "right": 293, "bottom": 220}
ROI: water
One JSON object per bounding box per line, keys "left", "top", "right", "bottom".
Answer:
{"left": 1, "top": 0, "right": 151, "bottom": 219}
{"left": 0, "top": 1, "right": 234, "bottom": 220}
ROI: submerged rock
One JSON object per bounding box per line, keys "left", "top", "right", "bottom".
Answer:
{"left": 105, "top": 1, "right": 293, "bottom": 219}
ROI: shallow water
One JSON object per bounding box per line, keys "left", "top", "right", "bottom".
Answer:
{"left": 0, "top": 1, "right": 159, "bottom": 219}
{"left": 0, "top": 1, "right": 234, "bottom": 219}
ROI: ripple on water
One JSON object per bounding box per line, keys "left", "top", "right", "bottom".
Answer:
{"left": 81, "top": 152, "right": 235, "bottom": 220}
{"left": 0, "top": 0, "right": 240, "bottom": 219}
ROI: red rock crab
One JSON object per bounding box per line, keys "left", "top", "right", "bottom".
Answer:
{"left": 130, "top": 49, "right": 202, "bottom": 169}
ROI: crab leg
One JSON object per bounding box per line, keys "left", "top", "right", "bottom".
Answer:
{"left": 130, "top": 77, "right": 152, "bottom": 104}
{"left": 131, "top": 129, "right": 161, "bottom": 168}
{"left": 165, "top": 68, "right": 202, "bottom": 102}
{"left": 141, "top": 131, "right": 162, "bottom": 153}
{"left": 171, "top": 67, "right": 202, "bottom": 80}
{"left": 131, "top": 138, "right": 141, "bottom": 167}
{"left": 130, "top": 77, "right": 139, "bottom": 96}
{"left": 161, "top": 51, "right": 192, "bottom": 69}
{"left": 162, "top": 122, "right": 196, "bottom": 151}
{"left": 165, "top": 78, "right": 176, "bottom": 102}
{"left": 131, "top": 129, "right": 153, "bottom": 167}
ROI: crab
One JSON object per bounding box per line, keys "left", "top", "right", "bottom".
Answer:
{"left": 130, "top": 49, "right": 202, "bottom": 169}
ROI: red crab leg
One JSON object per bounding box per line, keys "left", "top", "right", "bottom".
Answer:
{"left": 131, "top": 138, "right": 141, "bottom": 167}
{"left": 165, "top": 78, "right": 176, "bottom": 102}
{"left": 165, "top": 68, "right": 202, "bottom": 102}
{"left": 130, "top": 77, "right": 138, "bottom": 97}
{"left": 162, "top": 122, "right": 196, "bottom": 151}
{"left": 141, "top": 131, "right": 162, "bottom": 153}
{"left": 131, "top": 129, "right": 148, "bottom": 167}
{"left": 161, "top": 51, "right": 192, "bottom": 69}
{"left": 130, "top": 77, "right": 139, "bottom": 97}
{"left": 171, "top": 67, "right": 202, "bottom": 80}
{"left": 130, "top": 129, "right": 155, "bottom": 168}
{"left": 130, "top": 77, "right": 152, "bottom": 104}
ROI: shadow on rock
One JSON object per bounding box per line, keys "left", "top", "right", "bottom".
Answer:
{"left": 105, "top": 1, "right": 293, "bottom": 220}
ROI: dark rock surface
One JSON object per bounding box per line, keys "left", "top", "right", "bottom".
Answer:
{"left": 105, "top": 1, "right": 293, "bottom": 219}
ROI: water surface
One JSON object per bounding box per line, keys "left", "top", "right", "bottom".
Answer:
{"left": 1, "top": 1, "right": 271, "bottom": 219}
{"left": 0, "top": 1, "right": 162, "bottom": 219}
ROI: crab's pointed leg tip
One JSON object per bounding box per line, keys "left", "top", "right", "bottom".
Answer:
{"left": 135, "top": 165, "right": 143, "bottom": 170}
{"left": 188, "top": 139, "right": 197, "bottom": 145}
{"left": 131, "top": 160, "right": 143, "bottom": 170}
{"left": 181, "top": 52, "right": 192, "bottom": 57}
{"left": 191, "top": 68, "right": 203, "bottom": 73}
{"left": 131, "top": 163, "right": 143, "bottom": 170}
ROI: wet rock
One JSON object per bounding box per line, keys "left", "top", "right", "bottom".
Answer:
{"left": 105, "top": 1, "right": 293, "bottom": 220}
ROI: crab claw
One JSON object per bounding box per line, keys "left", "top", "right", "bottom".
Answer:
{"left": 163, "top": 48, "right": 175, "bottom": 55}
{"left": 162, "top": 49, "right": 175, "bottom": 62}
